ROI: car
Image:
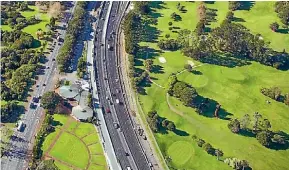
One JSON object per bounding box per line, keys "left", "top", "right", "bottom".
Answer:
{"left": 106, "top": 108, "right": 111, "bottom": 113}
{"left": 46, "top": 66, "right": 50, "bottom": 69}
{"left": 30, "top": 103, "right": 35, "bottom": 109}
{"left": 149, "top": 162, "right": 153, "bottom": 167}
{"left": 43, "top": 83, "right": 46, "bottom": 86}
{"left": 116, "top": 99, "right": 120, "bottom": 104}
{"left": 104, "top": 77, "right": 108, "bottom": 80}
{"left": 125, "top": 152, "right": 129, "bottom": 156}
{"left": 52, "top": 58, "right": 55, "bottom": 61}
{"left": 106, "top": 96, "right": 109, "bottom": 100}
{"left": 32, "top": 96, "right": 39, "bottom": 103}
{"left": 36, "top": 84, "right": 39, "bottom": 87}
{"left": 116, "top": 89, "right": 120, "bottom": 93}
{"left": 113, "top": 122, "right": 119, "bottom": 129}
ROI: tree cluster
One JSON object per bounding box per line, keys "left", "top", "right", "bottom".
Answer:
{"left": 192, "top": 135, "right": 223, "bottom": 159}
{"left": 1, "top": 30, "right": 34, "bottom": 50}
{"left": 147, "top": 110, "right": 176, "bottom": 132}
{"left": 182, "top": 21, "right": 289, "bottom": 70}
{"left": 36, "top": 160, "right": 59, "bottom": 170}
{"left": 274, "top": 2, "right": 289, "bottom": 26}
{"left": 166, "top": 75, "right": 198, "bottom": 106}
{"left": 57, "top": 2, "right": 88, "bottom": 72}
{"left": 228, "top": 1, "right": 241, "bottom": 11}
{"left": 1, "top": 101, "right": 22, "bottom": 123}
{"left": 76, "top": 55, "right": 86, "bottom": 78}
{"left": 158, "top": 39, "right": 181, "bottom": 51}
{"left": 40, "top": 91, "right": 62, "bottom": 113}
{"left": 133, "top": 2, "right": 150, "bottom": 14}
{"left": 123, "top": 11, "right": 140, "bottom": 55}
{"left": 227, "top": 113, "right": 288, "bottom": 147}
{"left": 32, "top": 114, "right": 54, "bottom": 160}
{"left": 260, "top": 86, "right": 282, "bottom": 101}
{"left": 224, "top": 157, "right": 250, "bottom": 170}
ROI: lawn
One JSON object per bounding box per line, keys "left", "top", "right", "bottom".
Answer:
{"left": 50, "top": 132, "right": 89, "bottom": 169}
{"left": 42, "top": 115, "right": 107, "bottom": 170}
{"left": 135, "top": 2, "right": 289, "bottom": 170}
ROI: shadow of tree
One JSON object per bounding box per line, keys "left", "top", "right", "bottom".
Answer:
{"left": 268, "top": 131, "right": 289, "bottom": 150}
{"left": 277, "top": 28, "right": 289, "bottom": 34}
{"left": 174, "top": 129, "right": 190, "bottom": 136}
{"left": 239, "top": 1, "right": 255, "bottom": 11}
{"left": 151, "top": 65, "right": 164, "bottom": 74}
{"left": 233, "top": 17, "right": 246, "bottom": 22}
{"left": 192, "top": 70, "right": 203, "bottom": 75}
{"left": 238, "top": 129, "right": 256, "bottom": 138}
{"left": 194, "top": 96, "right": 233, "bottom": 120}
{"left": 199, "top": 53, "right": 251, "bottom": 68}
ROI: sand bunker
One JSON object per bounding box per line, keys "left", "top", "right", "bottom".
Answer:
{"left": 159, "top": 57, "right": 167, "bottom": 63}
{"left": 187, "top": 60, "right": 195, "bottom": 67}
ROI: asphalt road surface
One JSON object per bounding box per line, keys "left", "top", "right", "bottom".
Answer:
{"left": 93, "top": 1, "right": 151, "bottom": 170}
{"left": 1, "top": 2, "right": 76, "bottom": 170}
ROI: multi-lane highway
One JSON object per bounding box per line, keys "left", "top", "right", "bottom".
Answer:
{"left": 92, "top": 1, "right": 151, "bottom": 170}
{"left": 1, "top": 3, "right": 76, "bottom": 170}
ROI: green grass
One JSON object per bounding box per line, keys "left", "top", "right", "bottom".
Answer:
{"left": 233, "top": 2, "right": 289, "bottom": 52}
{"left": 75, "top": 123, "right": 96, "bottom": 138}
{"left": 50, "top": 132, "right": 89, "bottom": 169}
{"left": 1, "top": 25, "right": 12, "bottom": 31}
{"left": 67, "top": 121, "right": 79, "bottom": 132}
{"left": 88, "top": 144, "right": 104, "bottom": 155}
{"left": 136, "top": 2, "right": 289, "bottom": 170}
{"left": 83, "top": 133, "right": 99, "bottom": 145}
{"left": 91, "top": 155, "right": 106, "bottom": 166}
{"left": 42, "top": 115, "right": 106, "bottom": 170}
{"left": 41, "top": 128, "right": 61, "bottom": 152}
{"left": 54, "top": 161, "right": 73, "bottom": 170}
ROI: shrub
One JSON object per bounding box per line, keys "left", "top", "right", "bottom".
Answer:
{"left": 256, "top": 131, "right": 272, "bottom": 147}
{"left": 197, "top": 138, "right": 205, "bottom": 147}
{"left": 203, "top": 143, "right": 214, "bottom": 154}
{"left": 228, "top": 119, "right": 240, "bottom": 133}
{"left": 168, "top": 21, "right": 173, "bottom": 26}
{"left": 270, "top": 22, "right": 279, "bottom": 32}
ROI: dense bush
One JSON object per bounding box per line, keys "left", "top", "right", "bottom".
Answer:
{"left": 57, "top": 2, "right": 88, "bottom": 72}
{"left": 275, "top": 2, "right": 289, "bottom": 26}
{"left": 157, "top": 39, "right": 180, "bottom": 51}
{"left": 228, "top": 119, "right": 241, "bottom": 133}
{"left": 260, "top": 87, "right": 282, "bottom": 101}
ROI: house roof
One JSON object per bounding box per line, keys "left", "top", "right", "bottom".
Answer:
{"left": 72, "top": 105, "right": 93, "bottom": 120}
{"left": 59, "top": 85, "right": 79, "bottom": 99}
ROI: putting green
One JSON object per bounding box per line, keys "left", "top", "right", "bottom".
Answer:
{"left": 167, "top": 141, "right": 194, "bottom": 167}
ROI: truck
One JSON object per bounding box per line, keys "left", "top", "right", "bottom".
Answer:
{"left": 17, "top": 121, "right": 24, "bottom": 131}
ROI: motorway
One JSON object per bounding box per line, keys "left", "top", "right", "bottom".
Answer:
{"left": 1, "top": 2, "right": 76, "bottom": 170}
{"left": 92, "top": 1, "right": 151, "bottom": 170}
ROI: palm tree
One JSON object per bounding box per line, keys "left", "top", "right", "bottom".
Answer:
{"left": 215, "top": 149, "right": 223, "bottom": 160}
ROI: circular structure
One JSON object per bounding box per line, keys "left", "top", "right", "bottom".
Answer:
{"left": 50, "top": 132, "right": 90, "bottom": 169}
{"left": 167, "top": 141, "right": 194, "bottom": 167}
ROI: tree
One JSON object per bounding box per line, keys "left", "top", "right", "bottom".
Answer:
{"left": 166, "top": 74, "right": 178, "bottom": 95}
{"left": 229, "top": 1, "right": 241, "bottom": 11}
{"left": 240, "top": 114, "right": 251, "bottom": 130}
{"left": 203, "top": 143, "right": 214, "bottom": 154}
{"left": 168, "top": 21, "right": 173, "bottom": 26}
{"left": 240, "top": 160, "right": 250, "bottom": 170}
{"left": 87, "top": 93, "right": 92, "bottom": 108}
{"left": 41, "top": 91, "right": 61, "bottom": 111}
{"left": 214, "top": 104, "right": 221, "bottom": 118}
{"left": 36, "top": 160, "right": 59, "bottom": 170}
{"left": 197, "top": 138, "right": 205, "bottom": 147}
{"left": 226, "top": 11, "right": 234, "bottom": 22}
{"left": 215, "top": 149, "right": 224, "bottom": 160}
{"left": 165, "top": 34, "right": 170, "bottom": 39}
{"left": 270, "top": 22, "right": 279, "bottom": 32}
{"left": 272, "top": 134, "right": 286, "bottom": 145}
{"left": 197, "top": 2, "right": 206, "bottom": 21}
{"left": 260, "top": 119, "right": 271, "bottom": 131}
{"left": 228, "top": 119, "right": 240, "bottom": 133}
{"left": 184, "top": 64, "right": 192, "bottom": 72}
{"left": 133, "top": 2, "right": 150, "bottom": 14}
{"left": 284, "top": 94, "right": 289, "bottom": 105}
{"left": 252, "top": 112, "right": 262, "bottom": 132}
{"left": 36, "top": 29, "right": 44, "bottom": 40}
{"left": 172, "top": 81, "right": 198, "bottom": 106}
{"left": 167, "top": 121, "right": 176, "bottom": 131}
{"left": 144, "top": 59, "right": 153, "bottom": 72}
{"left": 49, "top": 17, "right": 56, "bottom": 28}
{"left": 256, "top": 131, "right": 272, "bottom": 147}
{"left": 195, "top": 20, "right": 205, "bottom": 35}
{"left": 161, "top": 119, "right": 169, "bottom": 128}
{"left": 260, "top": 87, "right": 282, "bottom": 101}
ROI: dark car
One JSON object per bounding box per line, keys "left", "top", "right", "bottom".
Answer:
{"left": 43, "top": 83, "right": 46, "bottom": 86}
{"left": 32, "top": 96, "right": 39, "bottom": 103}
{"left": 52, "top": 58, "right": 55, "bottom": 61}
{"left": 106, "top": 108, "right": 111, "bottom": 113}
